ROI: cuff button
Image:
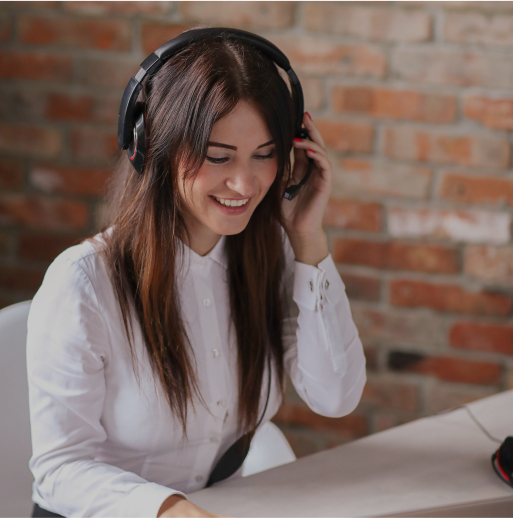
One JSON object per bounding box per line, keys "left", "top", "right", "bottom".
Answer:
{"left": 310, "top": 280, "right": 314, "bottom": 292}
{"left": 325, "top": 280, "right": 329, "bottom": 289}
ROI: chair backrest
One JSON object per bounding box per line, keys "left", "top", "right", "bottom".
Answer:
{"left": 0, "top": 300, "right": 34, "bottom": 517}
{"left": 242, "top": 420, "right": 296, "bottom": 477}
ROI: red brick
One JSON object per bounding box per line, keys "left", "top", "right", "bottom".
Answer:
{"left": 301, "top": 77, "right": 324, "bottom": 111}
{"left": 433, "top": 2, "right": 513, "bottom": 12}
{"left": 179, "top": 2, "right": 296, "bottom": 30}
{"left": 270, "top": 35, "right": 386, "bottom": 77}
{"left": 392, "top": 47, "right": 513, "bottom": 89}
{"left": 0, "top": 13, "right": 11, "bottom": 41}
{"left": 71, "top": 128, "right": 119, "bottom": 164}
{"left": 45, "top": 93, "right": 93, "bottom": 121}
{"left": 0, "top": 124, "right": 61, "bottom": 159}
{"left": 384, "top": 126, "right": 510, "bottom": 169}
{"left": 333, "top": 238, "right": 460, "bottom": 274}
{"left": 141, "top": 22, "right": 191, "bottom": 55}
{"left": 425, "top": 384, "right": 499, "bottom": 415}
{"left": 30, "top": 164, "right": 112, "bottom": 196}
{"left": 464, "top": 245, "right": 513, "bottom": 283}
{"left": 323, "top": 198, "right": 382, "bottom": 231}
{"left": 334, "top": 158, "right": 432, "bottom": 199}
{"left": 0, "top": 51, "right": 72, "bottom": 82}
{"left": 360, "top": 379, "right": 419, "bottom": 412}
{"left": 273, "top": 403, "right": 367, "bottom": 437}
{"left": 0, "top": 158, "right": 23, "bottom": 189}
{"left": 388, "top": 351, "right": 503, "bottom": 385}
{"left": 388, "top": 206, "right": 511, "bottom": 244}
{"left": 353, "top": 306, "right": 447, "bottom": 349}
{"left": 450, "top": 321, "right": 513, "bottom": 355}
{"left": 19, "top": 232, "right": 82, "bottom": 262}
{"left": 311, "top": 118, "right": 374, "bottom": 153}
{"left": 464, "top": 95, "right": 513, "bottom": 131}
{"left": 304, "top": 4, "right": 431, "bottom": 41}
{"left": 19, "top": 15, "right": 131, "bottom": 51}
{"left": 0, "top": 229, "right": 11, "bottom": 256}
{"left": 440, "top": 172, "right": 513, "bottom": 206}
{"left": 0, "top": 2, "right": 58, "bottom": 10}
{"left": 0, "top": 265, "right": 45, "bottom": 291}
{"left": 0, "top": 194, "right": 89, "bottom": 230}
{"left": 444, "top": 11, "right": 513, "bottom": 46}
{"left": 340, "top": 272, "right": 381, "bottom": 302}
{"left": 389, "top": 279, "right": 512, "bottom": 316}
{"left": 63, "top": 1, "right": 169, "bottom": 15}
{"left": 333, "top": 86, "right": 455, "bottom": 123}
{"left": 80, "top": 58, "right": 139, "bottom": 89}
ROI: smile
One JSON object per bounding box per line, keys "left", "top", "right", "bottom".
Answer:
{"left": 213, "top": 196, "right": 250, "bottom": 207}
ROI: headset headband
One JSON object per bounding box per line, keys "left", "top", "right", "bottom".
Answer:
{"left": 117, "top": 26, "right": 313, "bottom": 200}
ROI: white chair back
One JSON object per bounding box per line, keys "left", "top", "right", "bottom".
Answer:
{"left": 0, "top": 300, "right": 33, "bottom": 517}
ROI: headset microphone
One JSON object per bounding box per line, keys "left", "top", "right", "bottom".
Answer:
{"left": 117, "top": 27, "right": 314, "bottom": 201}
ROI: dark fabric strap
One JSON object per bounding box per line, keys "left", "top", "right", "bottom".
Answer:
{"left": 32, "top": 503, "right": 65, "bottom": 518}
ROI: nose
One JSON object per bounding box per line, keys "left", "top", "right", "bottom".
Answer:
{"left": 224, "top": 165, "right": 257, "bottom": 197}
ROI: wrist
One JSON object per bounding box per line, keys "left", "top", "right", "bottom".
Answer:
{"left": 157, "top": 494, "right": 187, "bottom": 517}
{"left": 288, "top": 229, "right": 329, "bottom": 267}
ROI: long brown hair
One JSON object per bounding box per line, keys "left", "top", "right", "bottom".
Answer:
{"left": 88, "top": 29, "right": 296, "bottom": 446}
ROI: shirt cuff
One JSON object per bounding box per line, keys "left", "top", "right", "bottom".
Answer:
{"left": 118, "top": 482, "right": 188, "bottom": 518}
{"left": 293, "top": 253, "right": 345, "bottom": 311}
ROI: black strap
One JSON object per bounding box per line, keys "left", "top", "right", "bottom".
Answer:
{"left": 32, "top": 503, "right": 65, "bottom": 518}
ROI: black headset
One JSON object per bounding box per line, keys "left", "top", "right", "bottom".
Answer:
{"left": 117, "top": 26, "right": 314, "bottom": 201}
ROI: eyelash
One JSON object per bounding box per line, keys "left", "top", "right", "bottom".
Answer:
{"left": 206, "top": 151, "right": 276, "bottom": 164}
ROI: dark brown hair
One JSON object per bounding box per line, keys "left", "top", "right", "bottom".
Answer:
{"left": 88, "top": 29, "right": 296, "bottom": 448}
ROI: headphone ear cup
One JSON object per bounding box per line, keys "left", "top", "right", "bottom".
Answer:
{"left": 127, "top": 101, "right": 147, "bottom": 175}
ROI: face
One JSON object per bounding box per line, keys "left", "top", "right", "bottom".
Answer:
{"left": 177, "top": 100, "right": 278, "bottom": 255}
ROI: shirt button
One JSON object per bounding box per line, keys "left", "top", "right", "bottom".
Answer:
{"left": 199, "top": 260, "right": 206, "bottom": 268}
{"left": 196, "top": 475, "right": 204, "bottom": 482}
{"left": 320, "top": 304, "right": 324, "bottom": 311}
{"left": 212, "top": 348, "right": 219, "bottom": 358}
{"left": 325, "top": 280, "right": 329, "bottom": 289}
{"left": 309, "top": 280, "right": 314, "bottom": 292}
{"left": 217, "top": 398, "right": 226, "bottom": 407}
{"left": 203, "top": 298, "right": 211, "bottom": 306}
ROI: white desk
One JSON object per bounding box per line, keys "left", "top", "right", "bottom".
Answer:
{"left": 188, "top": 390, "right": 513, "bottom": 517}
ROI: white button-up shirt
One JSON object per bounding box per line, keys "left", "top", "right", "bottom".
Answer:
{"left": 26, "top": 226, "right": 366, "bottom": 518}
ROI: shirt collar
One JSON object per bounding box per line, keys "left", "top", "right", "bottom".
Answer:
{"left": 179, "top": 234, "right": 228, "bottom": 270}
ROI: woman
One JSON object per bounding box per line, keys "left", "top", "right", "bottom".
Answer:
{"left": 26, "top": 29, "right": 366, "bottom": 518}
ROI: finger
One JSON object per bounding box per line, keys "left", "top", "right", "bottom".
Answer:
{"left": 305, "top": 148, "right": 331, "bottom": 177}
{"left": 293, "top": 138, "right": 326, "bottom": 158}
{"left": 302, "top": 112, "right": 326, "bottom": 149}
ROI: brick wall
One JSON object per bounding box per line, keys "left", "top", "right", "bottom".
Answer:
{"left": 1, "top": 1, "right": 512, "bottom": 458}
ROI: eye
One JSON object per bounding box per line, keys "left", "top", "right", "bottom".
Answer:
{"left": 254, "top": 150, "right": 276, "bottom": 160}
{"left": 206, "top": 156, "right": 229, "bottom": 164}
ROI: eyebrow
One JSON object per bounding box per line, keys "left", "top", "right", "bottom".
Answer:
{"left": 207, "top": 139, "right": 274, "bottom": 150}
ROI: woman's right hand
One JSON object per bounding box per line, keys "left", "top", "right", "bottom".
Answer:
{"left": 157, "top": 494, "right": 234, "bottom": 517}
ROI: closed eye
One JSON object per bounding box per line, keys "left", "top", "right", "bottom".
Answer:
{"left": 206, "top": 150, "right": 276, "bottom": 165}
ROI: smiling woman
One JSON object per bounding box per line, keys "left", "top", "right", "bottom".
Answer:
{"left": 26, "top": 27, "right": 366, "bottom": 518}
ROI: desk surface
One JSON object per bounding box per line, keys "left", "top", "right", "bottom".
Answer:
{"left": 188, "top": 390, "right": 513, "bottom": 517}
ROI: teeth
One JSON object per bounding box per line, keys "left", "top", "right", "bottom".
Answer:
{"left": 214, "top": 196, "right": 249, "bottom": 207}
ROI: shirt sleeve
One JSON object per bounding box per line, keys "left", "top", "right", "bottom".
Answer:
{"left": 26, "top": 255, "right": 187, "bottom": 518}
{"left": 280, "top": 233, "right": 366, "bottom": 418}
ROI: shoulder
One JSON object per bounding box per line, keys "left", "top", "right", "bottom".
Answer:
{"left": 37, "top": 228, "right": 112, "bottom": 310}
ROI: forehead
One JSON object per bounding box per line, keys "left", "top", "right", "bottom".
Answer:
{"left": 209, "top": 101, "right": 271, "bottom": 144}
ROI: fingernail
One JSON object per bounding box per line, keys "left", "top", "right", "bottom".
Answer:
{"left": 294, "top": 138, "right": 302, "bottom": 142}
{"left": 306, "top": 112, "right": 312, "bottom": 120}
{"left": 308, "top": 149, "right": 315, "bottom": 153}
